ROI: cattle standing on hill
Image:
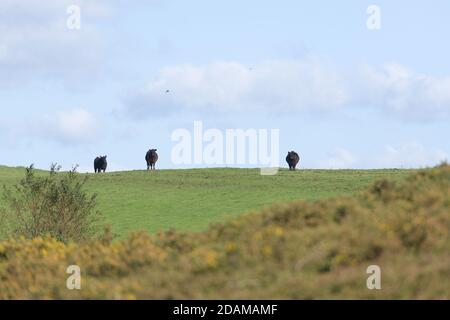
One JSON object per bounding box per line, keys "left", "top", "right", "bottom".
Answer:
{"left": 286, "top": 151, "right": 300, "bottom": 171}
{"left": 94, "top": 156, "right": 107, "bottom": 173}
{"left": 145, "top": 149, "right": 158, "bottom": 170}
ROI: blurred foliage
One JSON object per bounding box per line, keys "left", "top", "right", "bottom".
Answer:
{"left": 0, "top": 165, "right": 449, "bottom": 299}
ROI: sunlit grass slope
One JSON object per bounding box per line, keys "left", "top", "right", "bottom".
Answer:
{"left": 0, "top": 166, "right": 411, "bottom": 237}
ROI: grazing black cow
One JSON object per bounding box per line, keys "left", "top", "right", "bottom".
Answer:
{"left": 145, "top": 149, "right": 158, "bottom": 170}
{"left": 94, "top": 156, "right": 107, "bottom": 173}
{"left": 286, "top": 151, "right": 300, "bottom": 171}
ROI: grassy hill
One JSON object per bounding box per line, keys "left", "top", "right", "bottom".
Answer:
{"left": 0, "top": 167, "right": 410, "bottom": 236}
{"left": 0, "top": 166, "right": 412, "bottom": 237}
{"left": 0, "top": 165, "right": 448, "bottom": 299}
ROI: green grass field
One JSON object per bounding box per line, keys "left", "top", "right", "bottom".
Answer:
{"left": 0, "top": 166, "right": 412, "bottom": 237}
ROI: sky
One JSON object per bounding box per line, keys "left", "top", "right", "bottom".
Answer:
{"left": 0, "top": 0, "right": 449, "bottom": 172}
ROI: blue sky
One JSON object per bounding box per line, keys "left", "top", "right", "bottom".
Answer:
{"left": 0, "top": 0, "right": 449, "bottom": 171}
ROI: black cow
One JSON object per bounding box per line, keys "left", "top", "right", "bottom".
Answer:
{"left": 286, "top": 151, "right": 300, "bottom": 171}
{"left": 145, "top": 149, "right": 158, "bottom": 170}
{"left": 94, "top": 156, "right": 107, "bottom": 173}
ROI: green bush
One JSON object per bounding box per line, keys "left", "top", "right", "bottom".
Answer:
{"left": 1, "top": 164, "right": 101, "bottom": 243}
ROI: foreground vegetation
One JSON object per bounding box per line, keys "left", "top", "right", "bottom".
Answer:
{"left": 0, "top": 166, "right": 411, "bottom": 237}
{"left": 1, "top": 165, "right": 100, "bottom": 242}
{"left": 0, "top": 165, "right": 448, "bottom": 299}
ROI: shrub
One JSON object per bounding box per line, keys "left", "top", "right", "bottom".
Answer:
{"left": 1, "top": 164, "right": 101, "bottom": 243}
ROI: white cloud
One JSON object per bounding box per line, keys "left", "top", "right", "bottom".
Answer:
{"left": 320, "top": 147, "right": 357, "bottom": 169}
{"left": 125, "top": 59, "right": 450, "bottom": 121}
{"left": 54, "top": 108, "right": 98, "bottom": 144}
{"left": 313, "top": 144, "right": 447, "bottom": 169}
{"left": 358, "top": 63, "right": 450, "bottom": 120}
{"left": 376, "top": 142, "right": 448, "bottom": 168}
{"left": 0, "top": 0, "right": 115, "bottom": 86}
{"left": 125, "top": 58, "right": 349, "bottom": 116}
{"left": 0, "top": 108, "right": 99, "bottom": 145}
